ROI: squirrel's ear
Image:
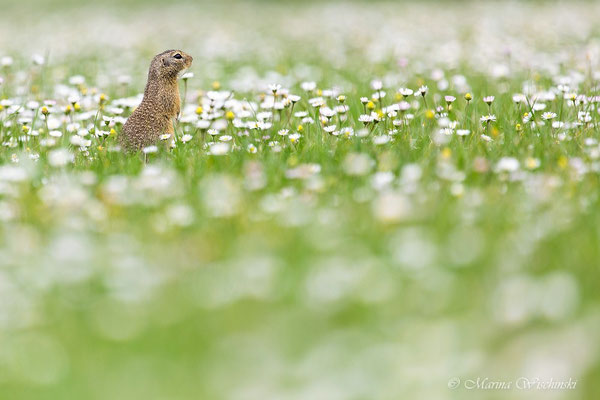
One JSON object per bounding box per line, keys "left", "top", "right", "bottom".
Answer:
{"left": 162, "top": 57, "right": 170, "bottom": 67}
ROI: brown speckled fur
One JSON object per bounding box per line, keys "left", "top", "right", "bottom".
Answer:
{"left": 120, "top": 49, "right": 193, "bottom": 151}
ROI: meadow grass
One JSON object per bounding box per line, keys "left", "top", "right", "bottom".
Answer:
{"left": 1, "top": 1, "right": 600, "bottom": 399}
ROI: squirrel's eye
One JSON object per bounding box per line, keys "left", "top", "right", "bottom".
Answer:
{"left": 174, "top": 53, "right": 182, "bottom": 59}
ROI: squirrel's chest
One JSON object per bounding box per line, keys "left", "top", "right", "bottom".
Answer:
{"left": 157, "top": 85, "right": 180, "bottom": 116}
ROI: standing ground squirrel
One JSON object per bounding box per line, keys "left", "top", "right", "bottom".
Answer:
{"left": 120, "top": 49, "right": 193, "bottom": 151}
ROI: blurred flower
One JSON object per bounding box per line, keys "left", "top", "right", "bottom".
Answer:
{"left": 48, "top": 149, "right": 74, "bottom": 166}
{"left": 398, "top": 88, "right": 413, "bottom": 97}
{"left": 142, "top": 146, "right": 158, "bottom": 154}
{"left": 208, "top": 142, "right": 230, "bottom": 155}
{"left": 496, "top": 157, "right": 520, "bottom": 172}
{"left": 480, "top": 115, "right": 497, "bottom": 124}
{"left": 343, "top": 153, "right": 373, "bottom": 176}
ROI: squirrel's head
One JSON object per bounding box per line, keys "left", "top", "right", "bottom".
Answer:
{"left": 149, "top": 49, "right": 193, "bottom": 81}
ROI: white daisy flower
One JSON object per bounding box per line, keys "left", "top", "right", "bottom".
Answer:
{"left": 398, "top": 88, "right": 413, "bottom": 97}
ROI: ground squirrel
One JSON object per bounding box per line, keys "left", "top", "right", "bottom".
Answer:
{"left": 120, "top": 49, "right": 193, "bottom": 151}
